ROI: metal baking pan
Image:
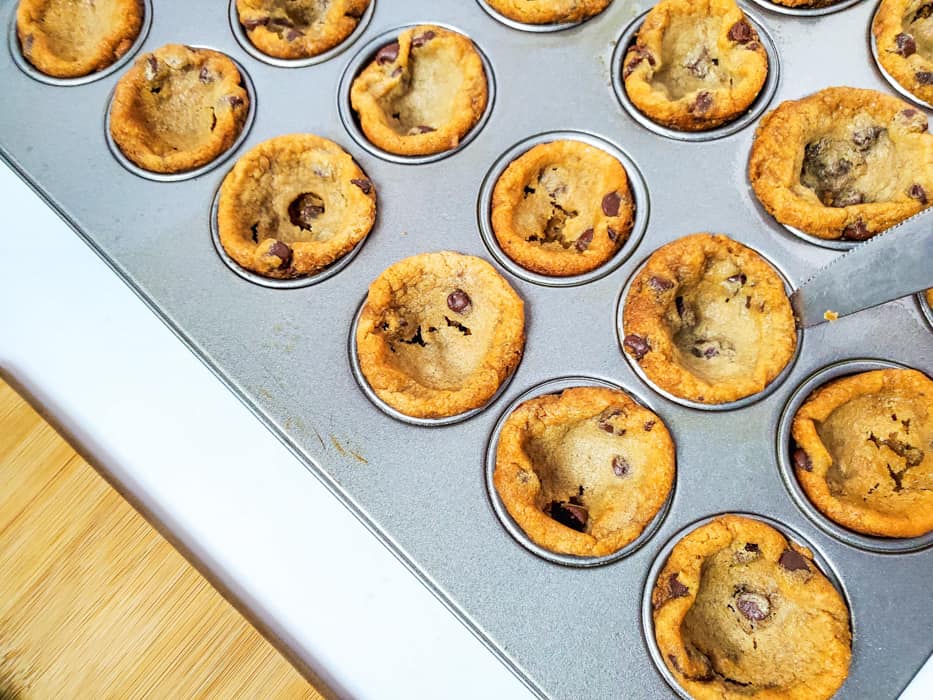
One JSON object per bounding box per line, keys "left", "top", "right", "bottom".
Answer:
{"left": 2, "top": 1, "right": 930, "bottom": 697}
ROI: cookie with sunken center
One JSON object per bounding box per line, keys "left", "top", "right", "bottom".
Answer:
{"left": 485, "top": 0, "right": 612, "bottom": 24}
{"left": 17, "top": 0, "right": 143, "bottom": 78}
{"left": 493, "top": 386, "right": 675, "bottom": 557}
{"left": 791, "top": 368, "right": 933, "bottom": 538}
{"left": 491, "top": 140, "right": 635, "bottom": 276}
{"left": 622, "top": 233, "right": 796, "bottom": 405}
{"left": 356, "top": 252, "right": 525, "bottom": 418}
{"left": 874, "top": 0, "right": 933, "bottom": 106}
{"left": 652, "top": 515, "right": 851, "bottom": 700}
{"left": 349, "top": 25, "right": 488, "bottom": 156}
{"left": 217, "top": 134, "right": 376, "bottom": 279}
{"left": 622, "top": 0, "right": 768, "bottom": 132}
{"left": 749, "top": 87, "right": 933, "bottom": 241}
{"left": 235, "top": 0, "right": 370, "bottom": 60}
{"left": 110, "top": 45, "right": 249, "bottom": 173}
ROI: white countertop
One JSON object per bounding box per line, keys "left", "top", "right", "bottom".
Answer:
{"left": 1, "top": 162, "right": 929, "bottom": 699}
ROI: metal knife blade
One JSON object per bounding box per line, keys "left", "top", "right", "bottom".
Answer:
{"left": 790, "top": 208, "right": 933, "bottom": 328}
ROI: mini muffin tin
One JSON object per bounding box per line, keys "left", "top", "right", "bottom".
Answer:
{"left": 1, "top": 1, "right": 930, "bottom": 698}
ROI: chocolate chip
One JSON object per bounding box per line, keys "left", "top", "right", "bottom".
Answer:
{"left": 286, "top": 28, "right": 304, "bottom": 41}
{"left": 689, "top": 91, "right": 712, "bottom": 115}
{"left": 668, "top": 573, "right": 689, "bottom": 598}
{"left": 288, "top": 193, "right": 325, "bottom": 230}
{"left": 644, "top": 420, "right": 655, "bottom": 431}
{"left": 350, "top": 179, "right": 372, "bottom": 195}
{"left": 896, "top": 108, "right": 927, "bottom": 133}
{"left": 895, "top": 33, "right": 917, "bottom": 57}
{"left": 147, "top": 55, "right": 158, "bottom": 75}
{"left": 727, "top": 273, "right": 747, "bottom": 285}
{"left": 793, "top": 447, "right": 812, "bottom": 472}
{"left": 612, "top": 455, "right": 631, "bottom": 477}
{"left": 243, "top": 17, "right": 269, "bottom": 30}
{"left": 736, "top": 592, "right": 771, "bottom": 621}
{"left": 575, "top": 228, "right": 594, "bottom": 252}
{"left": 446, "top": 289, "right": 471, "bottom": 313}
{"left": 728, "top": 19, "right": 754, "bottom": 43}
{"left": 228, "top": 95, "right": 245, "bottom": 108}
{"left": 745, "top": 542, "right": 759, "bottom": 553}
{"left": 917, "top": 71, "right": 933, "bottom": 85}
{"left": 623, "top": 46, "right": 655, "bottom": 79}
{"left": 198, "top": 66, "right": 211, "bottom": 83}
{"left": 675, "top": 296, "right": 685, "bottom": 317}
{"left": 390, "top": 66, "right": 403, "bottom": 77}
{"left": 779, "top": 549, "right": 810, "bottom": 573}
{"left": 745, "top": 41, "right": 760, "bottom": 51}
{"left": 411, "top": 30, "right": 436, "bottom": 48}
{"left": 703, "top": 346, "right": 719, "bottom": 359}
{"left": 376, "top": 41, "right": 400, "bottom": 64}
{"left": 649, "top": 276, "right": 674, "bottom": 291}
{"left": 412, "top": 125, "right": 436, "bottom": 134}
{"left": 267, "top": 241, "right": 292, "bottom": 269}
{"left": 602, "top": 192, "right": 622, "bottom": 217}
{"left": 909, "top": 184, "right": 928, "bottom": 204}
{"left": 623, "top": 334, "right": 650, "bottom": 360}
{"left": 842, "top": 219, "right": 871, "bottom": 240}
{"left": 547, "top": 500, "right": 588, "bottom": 532}
{"left": 607, "top": 227, "right": 619, "bottom": 242}
{"left": 853, "top": 126, "right": 884, "bottom": 150}
{"left": 269, "top": 17, "right": 293, "bottom": 27}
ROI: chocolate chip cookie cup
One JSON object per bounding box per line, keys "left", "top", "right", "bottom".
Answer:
{"left": 870, "top": 0, "right": 933, "bottom": 111}
{"left": 228, "top": 0, "right": 374, "bottom": 68}
{"left": 643, "top": 513, "right": 853, "bottom": 700}
{"left": 743, "top": 0, "right": 865, "bottom": 17}
{"left": 10, "top": 0, "right": 152, "bottom": 86}
{"left": 105, "top": 45, "right": 256, "bottom": 182}
{"left": 617, "top": 235, "right": 801, "bottom": 411}
{"left": 338, "top": 23, "right": 495, "bottom": 164}
{"left": 776, "top": 359, "right": 933, "bottom": 553}
{"left": 485, "top": 376, "right": 675, "bottom": 566}
{"left": 610, "top": 5, "right": 780, "bottom": 142}
{"left": 477, "top": 130, "right": 649, "bottom": 287}
{"left": 475, "top": 0, "right": 612, "bottom": 32}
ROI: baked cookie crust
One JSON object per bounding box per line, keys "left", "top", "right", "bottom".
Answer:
{"left": 749, "top": 87, "right": 933, "bottom": 241}
{"left": 490, "top": 140, "right": 635, "bottom": 276}
{"left": 110, "top": 45, "right": 249, "bottom": 174}
{"left": 622, "top": 233, "right": 796, "bottom": 405}
{"left": 17, "top": 0, "right": 143, "bottom": 79}
{"left": 356, "top": 252, "right": 525, "bottom": 418}
{"left": 349, "top": 25, "right": 488, "bottom": 156}
{"left": 493, "top": 386, "right": 675, "bottom": 557}
{"left": 652, "top": 515, "right": 852, "bottom": 700}
{"left": 791, "top": 368, "right": 933, "bottom": 538}
{"left": 217, "top": 134, "right": 376, "bottom": 279}
{"left": 235, "top": 0, "right": 370, "bottom": 60}
{"left": 874, "top": 0, "right": 933, "bottom": 106}
{"left": 485, "top": 0, "right": 612, "bottom": 24}
{"left": 622, "top": 0, "right": 768, "bottom": 132}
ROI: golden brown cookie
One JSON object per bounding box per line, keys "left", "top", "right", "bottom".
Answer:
{"left": 490, "top": 140, "right": 635, "bottom": 277}
{"left": 493, "top": 386, "right": 675, "bottom": 557}
{"left": 485, "top": 0, "right": 612, "bottom": 24}
{"left": 652, "top": 515, "right": 852, "bottom": 700}
{"left": 622, "top": 0, "right": 768, "bottom": 132}
{"left": 749, "top": 87, "right": 933, "bottom": 241}
{"left": 217, "top": 134, "right": 376, "bottom": 279}
{"left": 791, "top": 369, "right": 933, "bottom": 538}
{"left": 16, "top": 0, "right": 143, "bottom": 79}
{"left": 622, "top": 233, "right": 796, "bottom": 405}
{"left": 235, "top": 0, "right": 370, "bottom": 60}
{"left": 874, "top": 0, "right": 933, "bottom": 106}
{"left": 349, "top": 26, "right": 488, "bottom": 156}
{"left": 356, "top": 252, "right": 525, "bottom": 419}
{"left": 110, "top": 45, "right": 249, "bottom": 174}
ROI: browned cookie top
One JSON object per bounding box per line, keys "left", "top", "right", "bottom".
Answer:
{"left": 485, "top": 0, "right": 612, "bottom": 24}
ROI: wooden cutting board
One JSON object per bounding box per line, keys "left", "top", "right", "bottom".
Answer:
{"left": 0, "top": 378, "right": 325, "bottom": 699}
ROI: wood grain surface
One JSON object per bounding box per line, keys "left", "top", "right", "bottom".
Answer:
{"left": 0, "top": 378, "right": 324, "bottom": 699}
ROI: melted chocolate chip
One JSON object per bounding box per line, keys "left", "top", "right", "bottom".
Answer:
{"left": 607, "top": 227, "right": 620, "bottom": 242}
{"left": 623, "top": 334, "right": 650, "bottom": 360}
{"left": 644, "top": 420, "right": 655, "bottom": 432}
{"left": 612, "top": 455, "right": 631, "bottom": 477}
{"left": 726, "top": 273, "right": 747, "bottom": 285}
{"left": 675, "top": 296, "right": 685, "bottom": 317}
{"left": 547, "top": 500, "right": 588, "bottom": 532}
{"left": 745, "top": 542, "right": 759, "bottom": 553}
{"left": 288, "top": 193, "right": 324, "bottom": 230}
{"left": 198, "top": 66, "right": 211, "bottom": 83}
{"left": 147, "top": 55, "right": 158, "bottom": 75}
{"left": 909, "top": 184, "right": 928, "bottom": 204}
{"left": 745, "top": 41, "right": 760, "bottom": 52}
{"left": 351, "top": 178, "right": 373, "bottom": 195}
{"left": 243, "top": 17, "right": 269, "bottom": 30}
{"left": 376, "top": 41, "right": 400, "bottom": 64}
{"left": 689, "top": 91, "right": 712, "bottom": 115}
{"left": 411, "top": 30, "right": 436, "bottom": 48}
{"left": 575, "top": 228, "right": 594, "bottom": 252}
{"left": 736, "top": 592, "right": 771, "bottom": 621}
{"left": 648, "top": 276, "right": 674, "bottom": 291}
{"left": 793, "top": 447, "right": 812, "bottom": 472}
{"left": 267, "top": 241, "right": 292, "bottom": 269}
{"left": 446, "top": 289, "right": 471, "bottom": 313}
{"left": 895, "top": 33, "right": 917, "bottom": 57}
{"left": 623, "top": 46, "right": 655, "bottom": 79}
{"left": 602, "top": 191, "right": 622, "bottom": 217}
{"left": 917, "top": 71, "right": 933, "bottom": 85}
{"left": 228, "top": 95, "right": 245, "bottom": 108}
{"left": 668, "top": 573, "right": 689, "bottom": 599}
{"left": 779, "top": 548, "right": 810, "bottom": 573}
{"left": 842, "top": 219, "right": 871, "bottom": 241}
{"left": 728, "top": 19, "right": 754, "bottom": 43}
{"left": 852, "top": 126, "right": 884, "bottom": 150}
{"left": 286, "top": 28, "right": 304, "bottom": 41}
{"left": 412, "top": 125, "right": 436, "bottom": 134}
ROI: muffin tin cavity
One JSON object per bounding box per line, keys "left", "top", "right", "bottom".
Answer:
{"left": 610, "top": 7, "right": 780, "bottom": 142}
{"left": 616, "top": 245, "right": 802, "bottom": 411}
{"left": 474, "top": 0, "right": 606, "bottom": 32}
{"left": 776, "top": 359, "right": 933, "bottom": 553}
{"left": 105, "top": 48, "right": 257, "bottom": 182}
{"left": 337, "top": 23, "right": 496, "bottom": 165}
{"left": 642, "top": 512, "right": 853, "bottom": 700}
{"left": 228, "top": 0, "right": 375, "bottom": 68}
{"left": 477, "top": 130, "right": 649, "bottom": 287}
{"left": 485, "top": 376, "right": 675, "bottom": 567}
{"left": 8, "top": 0, "right": 153, "bottom": 86}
